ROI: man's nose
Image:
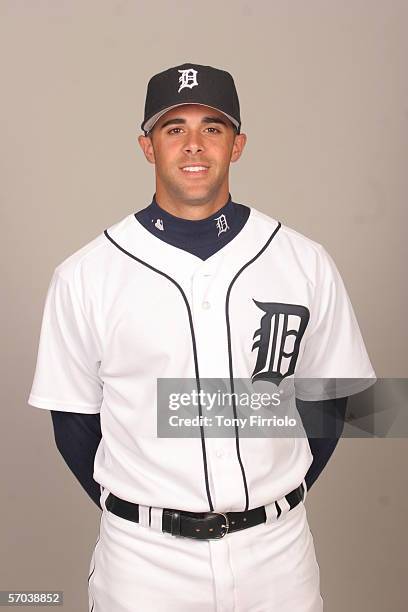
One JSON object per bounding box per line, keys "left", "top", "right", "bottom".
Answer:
{"left": 183, "top": 132, "right": 205, "bottom": 155}
{"left": 183, "top": 143, "right": 204, "bottom": 154}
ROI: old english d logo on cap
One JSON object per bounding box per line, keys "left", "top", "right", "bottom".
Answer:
{"left": 178, "top": 68, "right": 198, "bottom": 92}
{"left": 141, "top": 62, "right": 241, "bottom": 134}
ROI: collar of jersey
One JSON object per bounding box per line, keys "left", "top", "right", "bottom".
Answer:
{"left": 135, "top": 193, "right": 243, "bottom": 251}
{"left": 105, "top": 205, "right": 280, "bottom": 292}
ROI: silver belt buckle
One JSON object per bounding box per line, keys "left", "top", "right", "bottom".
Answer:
{"left": 211, "top": 512, "right": 230, "bottom": 539}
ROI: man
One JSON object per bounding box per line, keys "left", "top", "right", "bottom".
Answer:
{"left": 28, "top": 63, "right": 376, "bottom": 611}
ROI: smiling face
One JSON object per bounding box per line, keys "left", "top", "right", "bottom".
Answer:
{"left": 138, "top": 104, "right": 247, "bottom": 217}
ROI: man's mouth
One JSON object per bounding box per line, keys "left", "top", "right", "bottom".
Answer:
{"left": 180, "top": 165, "right": 210, "bottom": 176}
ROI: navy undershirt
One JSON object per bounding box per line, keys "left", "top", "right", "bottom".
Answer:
{"left": 134, "top": 192, "right": 251, "bottom": 260}
{"left": 51, "top": 194, "right": 347, "bottom": 509}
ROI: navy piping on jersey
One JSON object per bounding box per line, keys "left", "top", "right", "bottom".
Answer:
{"left": 225, "top": 221, "right": 282, "bottom": 511}
{"left": 104, "top": 218, "right": 282, "bottom": 513}
{"left": 103, "top": 228, "right": 215, "bottom": 512}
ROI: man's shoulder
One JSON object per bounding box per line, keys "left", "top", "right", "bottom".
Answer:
{"left": 249, "top": 206, "right": 326, "bottom": 256}
{"left": 53, "top": 212, "right": 134, "bottom": 283}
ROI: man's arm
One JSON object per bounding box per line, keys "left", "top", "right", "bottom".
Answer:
{"left": 50, "top": 411, "right": 103, "bottom": 509}
{"left": 298, "top": 396, "right": 348, "bottom": 491}
{"left": 305, "top": 436, "right": 342, "bottom": 491}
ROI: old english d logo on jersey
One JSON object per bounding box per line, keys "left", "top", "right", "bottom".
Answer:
{"left": 178, "top": 68, "right": 198, "bottom": 93}
{"left": 251, "top": 301, "right": 310, "bottom": 384}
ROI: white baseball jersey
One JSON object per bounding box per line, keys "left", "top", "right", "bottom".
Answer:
{"left": 28, "top": 206, "right": 376, "bottom": 512}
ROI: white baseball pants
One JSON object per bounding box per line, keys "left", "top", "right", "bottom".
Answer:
{"left": 88, "top": 487, "right": 323, "bottom": 611}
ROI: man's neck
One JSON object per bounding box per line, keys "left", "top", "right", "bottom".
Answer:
{"left": 153, "top": 188, "right": 231, "bottom": 220}
{"left": 134, "top": 193, "right": 251, "bottom": 261}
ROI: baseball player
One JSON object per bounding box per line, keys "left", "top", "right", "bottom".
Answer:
{"left": 28, "top": 63, "right": 376, "bottom": 611}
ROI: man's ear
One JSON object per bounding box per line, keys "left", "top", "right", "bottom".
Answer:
{"left": 138, "top": 134, "right": 156, "bottom": 164}
{"left": 230, "top": 133, "right": 247, "bottom": 163}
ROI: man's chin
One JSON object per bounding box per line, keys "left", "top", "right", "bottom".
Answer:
{"left": 172, "top": 184, "right": 217, "bottom": 205}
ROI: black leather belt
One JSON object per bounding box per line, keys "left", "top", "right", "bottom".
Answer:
{"left": 104, "top": 483, "right": 305, "bottom": 540}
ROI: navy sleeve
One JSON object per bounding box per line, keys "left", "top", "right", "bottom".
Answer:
{"left": 296, "top": 396, "right": 348, "bottom": 491}
{"left": 50, "top": 411, "right": 103, "bottom": 509}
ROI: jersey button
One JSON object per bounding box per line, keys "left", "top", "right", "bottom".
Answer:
{"left": 202, "top": 301, "right": 211, "bottom": 310}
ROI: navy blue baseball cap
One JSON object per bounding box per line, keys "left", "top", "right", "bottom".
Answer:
{"left": 141, "top": 62, "right": 241, "bottom": 135}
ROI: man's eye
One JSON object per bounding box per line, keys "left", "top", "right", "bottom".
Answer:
{"left": 167, "top": 127, "right": 221, "bottom": 135}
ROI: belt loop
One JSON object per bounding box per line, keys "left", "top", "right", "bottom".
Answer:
{"left": 265, "top": 501, "right": 280, "bottom": 524}
{"left": 100, "top": 486, "right": 110, "bottom": 510}
{"left": 277, "top": 495, "right": 291, "bottom": 518}
{"left": 138, "top": 505, "right": 150, "bottom": 527}
{"left": 150, "top": 507, "right": 164, "bottom": 533}
{"left": 170, "top": 511, "right": 181, "bottom": 536}
{"left": 302, "top": 479, "right": 308, "bottom": 503}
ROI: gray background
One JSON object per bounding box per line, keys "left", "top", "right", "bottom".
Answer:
{"left": 1, "top": 1, "right": 407, "bottom": 610}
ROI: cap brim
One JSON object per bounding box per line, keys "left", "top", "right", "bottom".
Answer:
{"left": 142, "top": 103, "right": 239, "bottom": 133}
